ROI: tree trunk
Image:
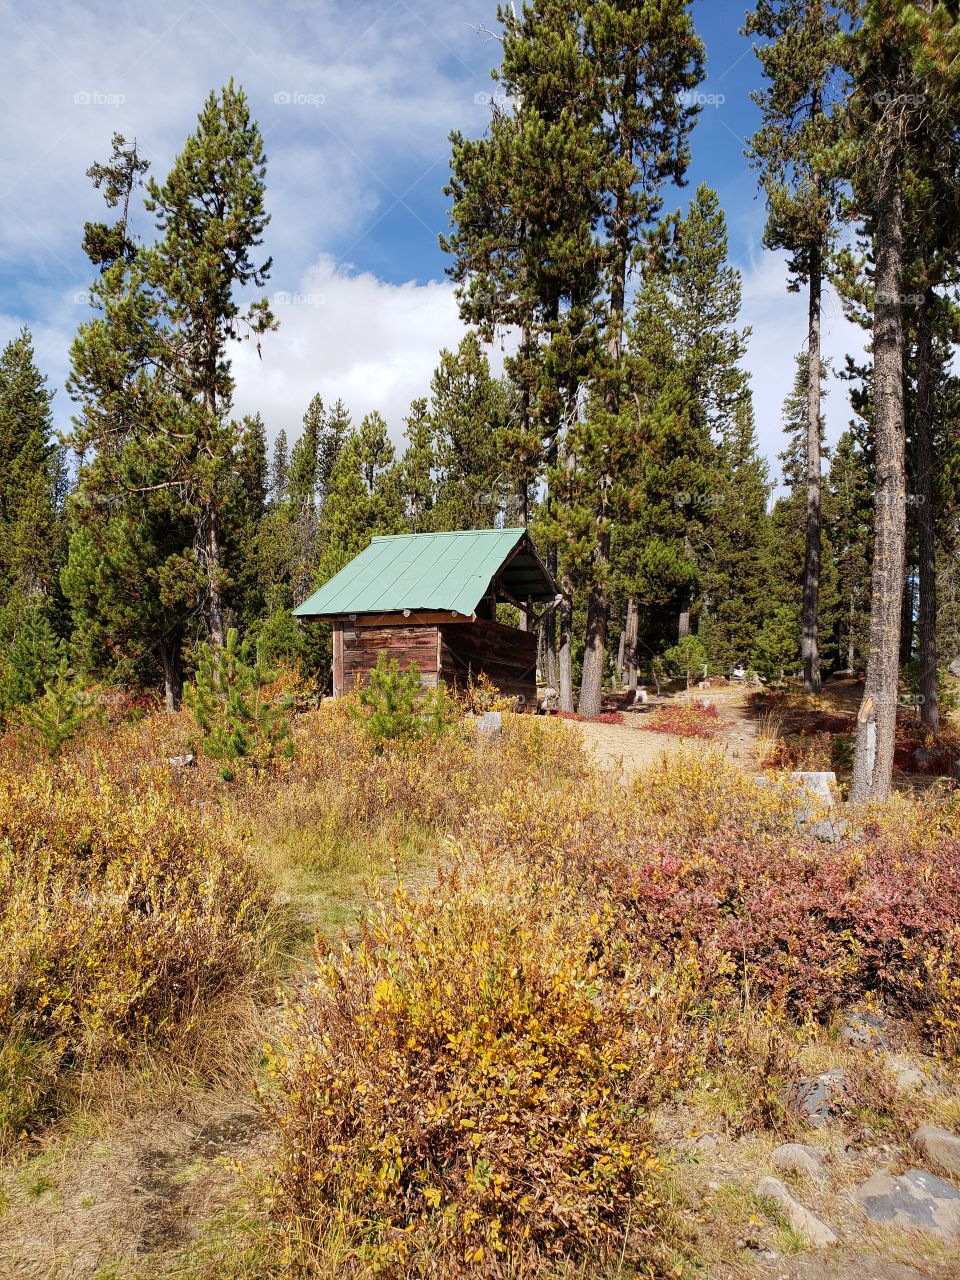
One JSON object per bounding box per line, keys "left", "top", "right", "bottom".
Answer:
{"left": 899, "top": 568, "right": 914, "bottom": 666}
{"left": 915, "top": 286, "right": 939, "bottom": 731}
{"left": 160, "top": 636, "right": 183, "bottom": 712}
{"left": 558, "top": 574, "right": 574, "bottom": 712}
{"left": 206, "top": 505, "right": 225, "bottom": 649}
{"left": 578, "top": 559, "right": 609, "bottom": 718}
{"left": 850, "top": 146, "right": 906, "bottom": 804}
{"left": 625, "top": 596, "right": 639, "bottom": 692}
{"left": 678, "top": 591, "right": 691, "bottom": 640}
{"left": 544, "top": 546, "right": 558, "bottom": 687}
{"left": 616, "top": 624, "right": 626, "bottom": 684}
{"left": 802, "top": 248, "right": 823, "bottom": 694}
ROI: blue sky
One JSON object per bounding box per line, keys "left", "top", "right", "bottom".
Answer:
{"left": 0, "top": 0, "right": 865, "bottom": 472}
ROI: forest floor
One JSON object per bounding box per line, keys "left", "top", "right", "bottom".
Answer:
{"left": 2, "top": 689, "right": 959, "bottom": 1280}
{"left": 574, "top": 682, "right": 762, "bottom": 773}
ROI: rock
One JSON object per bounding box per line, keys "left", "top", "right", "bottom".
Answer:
{"left": 476, "top": 711, "right": 502, "bottom": 739}
{"left": 841, "top": 1006, "right": 890, "bottom": 1051}
{"left": 949, "top": 658, "right": 960, "bottom": 679}
{"left": 856, "top": 1168, "right": 960, "bottom": 1241}
{"left": 788, "top": 771, "right": 848, "bottom": 843}
{"left": 911, "top": 1125, "right": 960, "bottom": 1178}
{"left": 756, "top": 1176, "right": 838, "bottom": 1247}
{"left": 539, "top": 687, "right": 559, "bottom": 713}
{"left": 676, "top": 1131, "right": 720, "bottom": 1156}
{"left": 168, "top": 752, "right": 195, "bottom": 768}
{"left": 886, "top": 1053, "right": 938, "bottom": 1096}
{"left": 785, "top": 1068, "right": 851, "bottom": 1127}
{"left": 770, "top": 1143, "right": 824, "bottom": 1179}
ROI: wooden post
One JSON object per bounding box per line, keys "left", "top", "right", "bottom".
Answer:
{"left": 332, "top": 620, "right": 344, "bottom": 697}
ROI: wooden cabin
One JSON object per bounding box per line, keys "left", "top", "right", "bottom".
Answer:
{"left": 293, "top": 529, "right": 558, "bottom": 705}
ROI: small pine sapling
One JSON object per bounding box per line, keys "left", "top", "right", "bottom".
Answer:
{"left": 353, "top": 654, "right": 427, "bottom": 748}
{"left": 185, "top": 628, "right": 294, "bottom": 780}
{"left": 20, "top": 659, "right": 95, "bottom": 758}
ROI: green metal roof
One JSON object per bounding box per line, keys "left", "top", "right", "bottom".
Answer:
{"left": 294, "top": 529, "right": 556, "bottom": 619}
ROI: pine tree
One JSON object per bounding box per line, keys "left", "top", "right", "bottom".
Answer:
{"left": 65, "top": 138, "right": 197, "bottom": 710}
{"left": 766, "top": 357, "right": 840, "bottom": 666}
{"left": 315, "top": 423, "right": 405, "bottom": 586}
{"left": 745, "top": 0, "right": 853, "bottom": 693}
{"left": 185, "top": 627, "right": 293, "bottom": 780}
{"left": 574, "top": 1, "right": 705, "bottom": 717}
{"left": 144, "top": 80, "right": 276, "bottom": 648}
{"left": 618, "top": 187, "right": 751, "bottom": 674}
{"left": 400, "top": 397, "right": 437, "bottom": 533}
{"left": 837, "top": 3, "right": 960, "bottom": 800}
{"left": 0, "top": 329, "right": 64, "bottom": 605}
{"left": 825, "top": 429, "right": 873, "bottom": 671}
{"left": 429, "top": 334, "right": 507, "bottom": 530}
{"left": 222, "top": 412, "right": 268, "bottom": 626}
{"left": 270, "top": 430, "right": 289, "bottom": 506}
{"left": 698, "top": 396, "right": 773, "bottom": 673}
{"left": 82, "top": 132, "right": 150, "bottom": 269}
{"left": 20, "top": 659, "right": 95, "bottom": 759}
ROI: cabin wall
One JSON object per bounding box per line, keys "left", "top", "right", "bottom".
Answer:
{"left": 438, "top": 618, "right": 537, "bottom": 705}
{"left": 336, "top": 622, "right": 439, "bottom": 696}
{"left": 333, "top": 617, "right": 537, "bottom": 705}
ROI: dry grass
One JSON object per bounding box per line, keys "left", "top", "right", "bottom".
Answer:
{"left": 3, "top": 690, "right": 960, "bottom": 1280}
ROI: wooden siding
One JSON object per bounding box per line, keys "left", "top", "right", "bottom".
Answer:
{"left": 438, "top": 619, "right": 537, "bottom": 705}
{"left": 335, "top": 622, "right": 439, "bottom": 696}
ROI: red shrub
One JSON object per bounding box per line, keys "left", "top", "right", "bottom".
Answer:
{"left": 557, "top": 710, "right": 625, "bottom": 725}
{"left": 642, "top": 700, "right": 722, "bottom": 739}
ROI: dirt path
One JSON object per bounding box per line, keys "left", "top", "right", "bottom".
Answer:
{"left": 572, "top": 684, "right": 760, "bottom": 774}
{"left": 0, "top": 1091, "right": 267, "bottom": 1279}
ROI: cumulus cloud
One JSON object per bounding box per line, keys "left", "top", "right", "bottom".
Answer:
{"left": 231, "top": 255, "right": 472, "bottom": 437}
{"left": 1, "top": 0, "right": 873, "bottom": 477}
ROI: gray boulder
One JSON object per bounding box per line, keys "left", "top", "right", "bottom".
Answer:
{"left": 911, "top": 1126, "right": 960, "bottom": 1178}
{"left": 785, "top": 1068, "right": 851, "bottom": 1127}
{"left": 756, "top": 1175, "right": 838, "bottom": 1247}
{"left": 841, "top": 1006, "right": 890, "bottom": 1051}
{"left": 770, "top": 1143, "right": 824, "bottom": 1179}
{"left": 856, "top": 1168, "right": 960, "bottom": 1241}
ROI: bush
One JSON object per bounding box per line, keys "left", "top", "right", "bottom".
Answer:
{"left": 662, "top": 635, "right": 708, "bottom": 691}
{"left": 0, "top": 764, "right": 274, "bottom": 1145}
{"left": 643, "top": 699, "right": 721, "bottom": 739}
{"left": 265, "top": 862, "right": 696, "bottom": 1277}
{"left": 458, "top": 748, "right": 960, "bottom": 1040}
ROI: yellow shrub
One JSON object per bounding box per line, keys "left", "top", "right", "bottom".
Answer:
{"left": 0, "top": 764, "right": 274, "bottom": 1145}
{"left": 265, "top": 860, "right": 695, "bottom": 1277}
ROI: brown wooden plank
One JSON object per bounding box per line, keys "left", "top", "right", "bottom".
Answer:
{"left": 348, "top": 610, "right": 475, "bottom": 626}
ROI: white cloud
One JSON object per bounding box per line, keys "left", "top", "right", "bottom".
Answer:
{"left": 231, "top": 254, "right": 471, "bottom": 438}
